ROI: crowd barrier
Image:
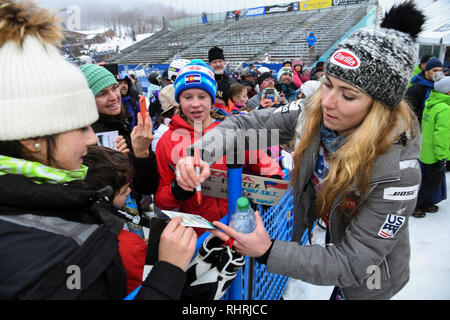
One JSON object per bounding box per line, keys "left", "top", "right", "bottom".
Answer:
{"left": 222, "top": 186, "right": 314, "bottom": 300}
{"left": 125, "top": 169, "right": 314, "bottom": 300}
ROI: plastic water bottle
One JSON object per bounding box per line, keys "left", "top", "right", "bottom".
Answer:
{"left": 230, "top": 197, "right": 256, "bottom": 233}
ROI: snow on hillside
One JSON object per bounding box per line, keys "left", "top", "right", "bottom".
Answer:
{"left": 284, "top": 172, "right": 450, "bottom": 300}
{"left": 89, "top": 32, "right": 154, "bottom": 53}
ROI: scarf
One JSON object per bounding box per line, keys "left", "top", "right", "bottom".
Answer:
{"left": 320, "top": 122, "right": 347, "bottom": 153}
{"left": 0, "top": 155, "right": 88, "bottom": 184}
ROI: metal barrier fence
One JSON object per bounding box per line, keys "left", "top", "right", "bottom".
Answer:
{"left": 125, "top": 170, "right": 314, "bottom": 300}
{"left": 221, "top": 186, "right": 313, "bottom": 300}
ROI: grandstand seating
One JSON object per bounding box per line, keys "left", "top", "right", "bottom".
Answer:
{"left": 110, "top": 3, "right": 371, "bottom": 70}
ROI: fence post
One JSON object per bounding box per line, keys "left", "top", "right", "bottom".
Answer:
{"left": 226, "top": 163, "right": 243, "bottom": 300}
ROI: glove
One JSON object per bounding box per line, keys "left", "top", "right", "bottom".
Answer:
{"left": 437, "top": 160, "right": 447, "bottom": 172}
{"left": 182, "top": 234, "right": 245, "bottom": 300}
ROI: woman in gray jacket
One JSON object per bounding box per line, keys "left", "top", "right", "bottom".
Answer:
{"left": 175, "top": 3, "right": 425, "bottom": 300}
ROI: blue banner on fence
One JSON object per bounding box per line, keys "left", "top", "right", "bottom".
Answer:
{"left": 244, "top": 6, "right": 266, "bottom": 17}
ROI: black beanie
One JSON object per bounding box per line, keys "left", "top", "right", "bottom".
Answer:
{"left": 257, "top": 72, "right": 274, "bottom": 86}
{"left": 215, "top": 79, "right": 230, "bottom": 103}
{"left": 208, "top": 46, "right": 225, "bottom": 62}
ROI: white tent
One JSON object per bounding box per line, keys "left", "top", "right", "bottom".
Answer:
{"left": 417, "top": 0, "right": 450, "bottom": 46}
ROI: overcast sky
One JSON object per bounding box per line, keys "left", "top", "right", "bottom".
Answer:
{"left": 37, "top": 0, "right": 401, "bottom": 14}
{"left": 37, "top": 0, "right": 301, "bottom": 14}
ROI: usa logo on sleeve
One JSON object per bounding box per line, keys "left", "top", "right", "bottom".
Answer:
{"left": 378, "top": 214, "right": 406, "bottom": 239}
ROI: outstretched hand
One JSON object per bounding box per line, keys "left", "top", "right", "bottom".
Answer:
{"left": 210, "top": 211, "right": 272, "bottom": 258}
{"left": 131, "top": 111, "right": 153, "bottom": 158}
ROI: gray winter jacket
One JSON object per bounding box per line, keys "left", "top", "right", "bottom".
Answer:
{"left": 188, "top": 104, "right": 421, "bottom": 300}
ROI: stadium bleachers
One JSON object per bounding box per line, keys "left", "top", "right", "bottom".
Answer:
{"left": 110, "top": 3, "right": 371, "bottom": 70}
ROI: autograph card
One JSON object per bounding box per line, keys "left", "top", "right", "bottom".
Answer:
{"left": 161, "top": 210, "right": 217, "bottom": 229}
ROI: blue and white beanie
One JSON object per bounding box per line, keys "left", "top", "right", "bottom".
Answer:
{"left": 174, "top": 59, "right": 217, "bottom": 103}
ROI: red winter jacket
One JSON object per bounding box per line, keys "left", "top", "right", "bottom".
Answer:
{"left": 117, "top": 229, "right": 147, "bottom": 294}
{"left": 154, "top": 115, "right": 283, "bottom": 228}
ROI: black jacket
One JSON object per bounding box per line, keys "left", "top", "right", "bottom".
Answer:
{"left": 92, "top": 113, "right": 159, "bottom": 195}
{"left": 405, "top": 71, "right": 435, "bottom": 124}
{"left": 0, "top": 174, "right": 186, "bottom": 300}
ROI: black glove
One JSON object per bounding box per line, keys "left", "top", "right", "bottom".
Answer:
{"left": 437, "top": 160, "right": 447, "bottom": 172}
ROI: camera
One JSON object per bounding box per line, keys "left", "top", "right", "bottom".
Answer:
{"left": 265, "top": 88, "right": 274, "bottom": 101}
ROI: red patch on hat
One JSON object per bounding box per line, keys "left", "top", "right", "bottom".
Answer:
{"left": 330, "top": 49, "right": 361, "bottom": 70}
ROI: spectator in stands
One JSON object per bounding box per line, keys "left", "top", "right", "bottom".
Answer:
{"left": 234, "top": 10, "right": 240, "bottom": 22}
{"left": 413, "top": 74, "right": 450, "bottom": 218}
{"left": 154, "top": 60, "right": 283, "bottom": 233}
{"left": 152, "top": 84, "right": 179, "bottom": 152}
{"left": 307, "top": 32, "right": 317, "bottom": 60}
{"left": 408, "top": 54, "right": 432, "bottom": 87}
{"left": 406, "top": 57, "right": 443, "bottom": 124}
{"left": 179, "top": 2, "right": 425, "bottom": 300}
{"left": 129, "top": 73, "right": 144, "bottom": 95}
{"left": 247, "top": 72, "right": 281, "bottom": 109}
{"left": 292, "top": 59, "right": 310, "bottom": 89}
{"left": 0, "top": 0, "right": 195, "bottom": 300}
{"left": 277, "top": 66, "right": 297, "bottom": 103}
{"left": 239, "top": 67, "right": 258, "bottom": 99}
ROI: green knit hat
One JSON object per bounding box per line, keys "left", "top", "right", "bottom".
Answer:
{"left": 80, "top": 64, "right": 118, "bottom": 96}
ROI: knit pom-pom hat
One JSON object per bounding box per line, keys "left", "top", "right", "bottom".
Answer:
{"left": 324, "top": 2, "right": 426, "bottom": 109}
{"left": 0, "top": 0, "right": 98, "bottom": 141}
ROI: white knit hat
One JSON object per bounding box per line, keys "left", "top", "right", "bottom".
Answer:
{"left": 0, "top": 1, "right": 99, "bottom": 141}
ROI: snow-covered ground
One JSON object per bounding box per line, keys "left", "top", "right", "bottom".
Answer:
{"left": 90, "top": 32, "right": 154, "bottom": 53}
{"left": 284, "top": 172, "right": 450, "bottom": 300}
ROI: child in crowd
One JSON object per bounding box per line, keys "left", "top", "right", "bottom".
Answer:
{"left": 154, "top": 60, "right": 283, "bottom": 234}
{"left": 229, "top": 83, "right": 249, "bottom": 114}
{"left": 82, "top": 146, "right": 146, "bottom": 294}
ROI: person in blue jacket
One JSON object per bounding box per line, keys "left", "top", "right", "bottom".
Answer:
{"left": 406, "top": 57, "right": 443, "bottom": 124}
{"left": 307, "top": 32, "right": 317, "bottom": 60}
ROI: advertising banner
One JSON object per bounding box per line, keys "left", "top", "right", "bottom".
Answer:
{"left": 265, "top": 2, "right": 299, "bottom": 15}
{"left": 299, "top": 0, "right": 332, "bottom": 11}
{"left": 244, "top": 6, "right": 266, "bottom": 17}
{"left": 332, "top": 0, "right": 367, "bottom": 6}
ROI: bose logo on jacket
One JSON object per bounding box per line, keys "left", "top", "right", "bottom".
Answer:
{"left": 383, "top": 185, "right": 420, "bottom": 201}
